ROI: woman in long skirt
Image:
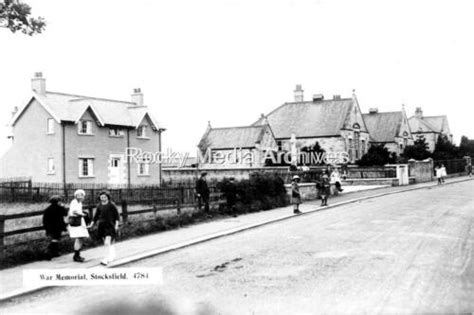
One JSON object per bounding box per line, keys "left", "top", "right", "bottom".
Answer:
{"left": 89, "top": 191, "right": 120, "bottom": 266}
{"left": 320, "top": 170, "right": 331, "bottom": 206}
{"left": 291, "top": 175, "right": 302, "bottom": 214}
{"left": 68, "top": 189, "right": 90, "bottom": 262}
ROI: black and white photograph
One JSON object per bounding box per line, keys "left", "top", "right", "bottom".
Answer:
{"left": 0, "top": 0, "right": 473, "bottom": 314}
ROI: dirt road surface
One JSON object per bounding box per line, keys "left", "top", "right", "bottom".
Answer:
{"left": 1, "top": 180, "right": 473, "bottom": 314}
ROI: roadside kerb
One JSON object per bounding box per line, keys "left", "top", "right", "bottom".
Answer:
{"left": 1, "top": 176, "right": 472, "bottom": 303}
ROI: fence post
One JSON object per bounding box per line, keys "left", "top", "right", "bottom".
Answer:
{"left": 0, "top": 215, "right": 5, "bottom": 260}
{"left": 121, "top": 200, "right": 128, "bottom": 223}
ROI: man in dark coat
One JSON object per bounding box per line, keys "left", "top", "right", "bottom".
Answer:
{"left": 42, "top": 195, "right": 68, "bottom": 259}
{"left": 196, "top": 172, "right": 210, "bottom": 213}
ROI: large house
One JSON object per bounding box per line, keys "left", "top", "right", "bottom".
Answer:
{"left": 362, "top": 107, "right": 414, "bottom": 155}
{"left": 408, "top": 107, "right": 453, "bottom": 152}
{"left": 197, "top": 121, "right": 277, "bottom": 168}
{"left": 253, "top": 85, "right": 370, "bottom": 163}
{"left": 0, "top": 73, "right": 165, "bottom": 185}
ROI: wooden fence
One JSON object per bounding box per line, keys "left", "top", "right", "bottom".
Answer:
{"left": 0, "top": 191, "right": 226, "bottom": 254}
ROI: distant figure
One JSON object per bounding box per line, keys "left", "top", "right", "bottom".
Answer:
{"left": 196, "top": 172, "right": 210, "bottom": 215}
{"left": 224, "top": 177, "right": 238, "bottom": 217}
{"left": 440, "top": 164, "right": 447, "bottom": 183}
{"left": 68, "top": 189, "right": 90, "bottom": 262}
{"left": 319, "top": 170, "right": 330, "bottom": 206}
{"left": 330, "top": 168, "right": 344, "bottom": 193}
{"left": 89, "top": 191, "right": 120, "bottom": 266}
{"left": 435, "top": 165, "right": 442, "bottom": 185}
{"left": 42, "top": 196, "right": 67, "bottom": 259}
{"left": 467, "top": 163, "right": 472, "bottom": 177}
{"left": 291, "top": 175, "right": 302, "bottom": 214}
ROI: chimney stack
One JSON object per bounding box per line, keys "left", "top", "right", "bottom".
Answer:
{"left": 131, "top": 88, "right": 144, "bottom": 106}
{"left": 294, "top": 84, "right": 304, "bottom": 102}
{"left": 31, "top": 72, "right": 46, "bottom": 95}
{"left": 415, "top": 107, "right": 423, "bottom": 119}
{"left": 369, "top": 108, "right": 378, "bottom": 114}
{"left": 312, "top": 94, "right": 324, "bottom": 102}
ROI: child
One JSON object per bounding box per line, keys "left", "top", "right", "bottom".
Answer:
{"left": 42, "top": 196, "right": 67, "bottom": 259}
{"left": 291, "top": 175, "right": 302, "bottom": 214}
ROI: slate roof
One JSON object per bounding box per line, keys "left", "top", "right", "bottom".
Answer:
{"left": 199, "top": 125, "right": 270, "bottom": 149}
{"left": 422, "top": 116, "right": 447, "bottom": 132}
{"left": 362, "top": 111, "right": 404, "bottom": 142}
{"left": 11, "top": 91, "right": 163, "bottom": 130}
{"left": 252, "top": 98, "right": 366, "bottom": 139}
{"left": 408, "top": 115, "right": 446, "bottom": 134}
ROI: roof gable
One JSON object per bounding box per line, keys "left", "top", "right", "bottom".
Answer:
{"left": 363, "top": 111, "right": 404, "bottom": 142}
{"left": 252, "top": 98, "right": 360, "bottom": 139}
{"left": 10, "top": 91, "right": 163, "bottom": 130}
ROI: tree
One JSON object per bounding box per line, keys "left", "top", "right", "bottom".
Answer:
{"left": 0, "top": 0, "right": 45, "bottom": 35}
{"left": 357, "top": 144, "right": 395, "bottom": 166}
{"left": 432, "top": 134, "right": 459, "bottom": 160}
{"left": 402, "top": 137, "right": 431, "bottom": 161}
{"left": 300, "top": 141, "right": 325, "bottom": 166}
{"left": 459, "top": 135, "right": 474, "bottom": 157}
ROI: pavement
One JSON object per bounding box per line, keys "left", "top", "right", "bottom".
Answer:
{"left": 0, "top": 176, "right": 472, "bottom": 302}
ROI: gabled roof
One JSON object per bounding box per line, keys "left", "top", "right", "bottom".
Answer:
{"left": 252, "top": 98, "right": 366, "bottom": 139}
{"left": 199, "top": 125, "right": 272, "bottom": 149}
{"left": 422, "top": 116, "right": 448, "bottom": 133}
{"left": 408, "top": 116, "right": 439, "bottom": 133}
{"left": 363, "top": 111, "right": 405, "bottom": 143}
{"left": 11, "top": 91, "right": 164, "bottom": 130}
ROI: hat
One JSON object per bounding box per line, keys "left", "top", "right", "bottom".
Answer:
{"left": 201, "top": 172, "right": 208, "bottom": 177}
{"left": 48, "top": 195, "right": 62, "bottom": 203}
{"left": 98, "top": 190, "right": 112, "bottom": 200}
{"left": 74, "top": 189, "right": 86, "bottom": 198}
{"left": 292, "top": 175, "right": 300, "bottom": 180}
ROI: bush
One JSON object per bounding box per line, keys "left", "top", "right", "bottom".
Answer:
{"left": 357, "top": 144, "right": 396, "bottom": 166}
{"left": 217, "top": 174, "right": 288, "bottom": 214}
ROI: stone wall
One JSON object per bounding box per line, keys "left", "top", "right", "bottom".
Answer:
{"left": 408, "top": 159, "right": 434, "bottom": 183}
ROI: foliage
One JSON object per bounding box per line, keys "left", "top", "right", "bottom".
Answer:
{"left": 402, "top": 137, "right": 432, "bottom": 161}
{"left": 432, "top": 134, "right": 460, "bottom": 160}
{"left": 357, "top": 144, "right": 396, "bottom": 166}
{"left": 217, "top": 174, "right": 288, "bottom": 212}
{"left": 0, "top": 0, "right": 45, "bottom": 35}
{"left": 459, "top": 135, "right": 474, "bottom": 157}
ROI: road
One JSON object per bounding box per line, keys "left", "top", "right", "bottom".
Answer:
{"left": 1, "top": 180, "right": 473, "bottom": 314}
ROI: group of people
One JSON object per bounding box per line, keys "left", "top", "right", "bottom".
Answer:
{"left": 291, "top": 168, "right": 344, "bottom": 214}
{"left": 42, "top": 189, "right": 120, "bottom": 265}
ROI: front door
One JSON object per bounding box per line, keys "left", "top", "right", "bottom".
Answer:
{"left": 108, "top": 155, "right": 125, "bottom": 185}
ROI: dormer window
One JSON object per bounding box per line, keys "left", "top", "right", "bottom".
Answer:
{"left": 78, "top": 120, "right": 93, "bottom": 135}
{"left": 137, "top": 125, "right": 147, "bottom": 138}
{"left": 109, "top": 127, "right": 124, "bottom": 137}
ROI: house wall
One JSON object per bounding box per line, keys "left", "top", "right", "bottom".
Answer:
{"left": 413, "top": 132, "right": 438, "bottom": 152}
{"left": 0, "top": 100, "right": 62, "bottom": 182}
{"left": 64, "top": 111, "right": 161, "bottom": 185}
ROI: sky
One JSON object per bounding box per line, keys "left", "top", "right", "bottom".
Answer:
{"left": 1, "top": 0, "right": 473, "bottom": 157}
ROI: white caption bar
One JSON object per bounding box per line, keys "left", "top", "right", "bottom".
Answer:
{"left": 23, "top": 268, "right": 163, "bottom": 286}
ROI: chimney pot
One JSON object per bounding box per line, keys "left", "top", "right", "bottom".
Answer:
{"left": 369, "top": 108, "right": 378, "bottom": 114}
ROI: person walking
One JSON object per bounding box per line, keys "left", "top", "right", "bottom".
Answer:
{"left": 467, "top": 162, "right": 472, "bottom": 177}
{"left": 291, "top": 175, "right": 302, "bottom": 214}
{"left": 319, "top": 170, "right": 331, "bottom": 206}
{"left": 196, "top": 172, "right": 210, "bottom": 216}
{"left": 440, "top": 164, "right": 447, "bottom": 183}
{"left": 435, "top": 165, "right": 442, "bottom": 185}
{"left": 224, "top": 177, "right": 238, "bottom": 217}
{"left": 68, "top": 189, "right": 90, "bottom": 262}
{"left": 89, "top": 191, "right": 120, "bottom": 266}
{"left": 42, "top": 195, "right": 67, "bottom": 259}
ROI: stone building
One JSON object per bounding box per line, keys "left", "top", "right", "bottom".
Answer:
{"left": 408, "top": 107, "right": 453, "bottom": 152}
{"left": 253, "top": 85, "right": 370, "bottom": 163}
{"left": 362, "top": 107, "right": 414, "bottom": 155}
{"left": 197, "top": 121, "right": 277, "bottom": 168}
